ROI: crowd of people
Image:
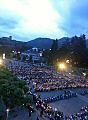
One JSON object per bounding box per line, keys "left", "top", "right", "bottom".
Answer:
{"left": 6, "top": 60, "right": 88, "bottom": 93}
{"left": 65, "top": 105, "right": 88, "bottom": 120}
{"left": 34, "top": 95, "right": 64, "bottom": 120}
{"left": 43, "top": 91, "right": 77, "bottom": 103}
{"left": 5, "top": 59, "right": 88, "bottom": 120}
{"left": 80, "top": 90, "right": 88, "bottom": 95}
{"left": 32, "top": 91, "right": 88, "bottom": 120}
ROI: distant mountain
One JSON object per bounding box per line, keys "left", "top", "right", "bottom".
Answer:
{"left": 27, "top": 37, "right": 54, "bottom": 49}
{"left": 0, "top": 36, "right": 31, "bottom": 55}
{"left": 0, "top": 36, "right": 88, "bottom": 53}
{"left": 0, "top": 37, "right": 70, "bottom": 52}
{"left": 57, "top": 37, "right": 70, "bottom": 47}
{"left": 28, "top": 37, "right": 70, "bottom": 49}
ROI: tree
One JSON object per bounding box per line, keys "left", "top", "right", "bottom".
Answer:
{"left": 70, "top": 34, "right": 87, "bottom": 67}
{"left": 43, "top": 34, "right": 88, "bottom": 67}
{"left": 16, "top": 53, "right": 21, "bottom": 60}
{"left": 0, "top": 67, "right": 32, "bottom": 109}
{"left": 50, "top": 39, "right": 58, "bottom": 65}
{"left": 51, "top": 39, "right": 58, "bottom": 52}
{"left": 22, "top": 55, "right": 27, "bottom": 61}
{"left": 29, "top": 55, "right": 33, "bottom": 62}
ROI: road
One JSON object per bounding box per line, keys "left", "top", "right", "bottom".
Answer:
{"left": 70, "top": 90, "right": 88, "bottom": 103}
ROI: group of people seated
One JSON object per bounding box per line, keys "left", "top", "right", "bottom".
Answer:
{"left": 6, "top": 60, "right": 88, "bottom": 93}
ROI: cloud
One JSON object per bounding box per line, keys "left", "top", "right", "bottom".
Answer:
{"left": 0, "top": 0, "right": 88, "bottom": 41}
{"left": 55, "top": 0, "right": 88, "bottom": 37}
{"left": 0, "top": 0, "right": 62, "bottom": 41}
{"left": 0, "top": 17, "right": 19, "bottom": 29}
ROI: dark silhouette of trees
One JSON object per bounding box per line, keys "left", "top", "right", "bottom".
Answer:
{"left": 57, "top": 39, "right": 71, "bottom": 62}
{"left": 50, "top": 39, "right": 58, "bottom": 65}
{"left": 44, "top": 34, "right": 88, "bottom": 68}
{"left": 29, "top": 55, "right": 33, "bottom": 62}
{"left": 70, "top": 34, "right": 87, "bottom": 67}
{"left": 51, "top": 39, "right": 58, "bottom": 52}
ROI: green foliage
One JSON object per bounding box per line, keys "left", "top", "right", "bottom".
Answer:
{"left": 24, "top": 96, "right": 33, "bottom": 105}
{"left": 71, "top": 35, "right": 87, "bottom": 67}
{"left": 16, "top": 53, "right": 21, "bottom": 60}
{"left": 29, "top": 55, "right": 33, "bottom": 62}
{"left": 0, "top": 67, "right": 32, "bottom": 109}
{"left": 22, "top": 56, "right": 26, "bottom": 61}
{"left": 47, "top": 39, "right": 58, "bottom": 65}
{"left": 51, "top": 39, "right": 58, "bottom": 52}
{"left": 44, "top": 34, "right": 88, "bottom": 67}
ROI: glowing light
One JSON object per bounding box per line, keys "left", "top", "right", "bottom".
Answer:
{"left": 39, "top": 53, "right": 42, "bottom": 57}
{"left": 6, "top": 109, "right": 10, "bottom": 112}
{"left": 33, "top": 82, "right": 36, "bottom": 85}
{"left": 55, "top": 108, "right": 57, "bottom": 111}
{"left": 58, "top": 63, "right": 66, "bottom": 70}
{"left": 66, "top": 60, "right": 69, "bottom": 63}
{"left": 83, "top": 72, "right": 86, "bottom": 77}
{"left": 6, "top": 108, "right": 10, "bottom": 120}
{"left": 18, "top": 51, "right": 20, "bottom": 54}
{"left": 3, "top": 53, "right": 5, "bottom": 59}
{"left": 0, "top": 59, "right": 2, "bottom": 65}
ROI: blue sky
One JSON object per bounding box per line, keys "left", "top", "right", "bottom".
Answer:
{"left": 0, "top": 0, "right": 88, "bottom": 41}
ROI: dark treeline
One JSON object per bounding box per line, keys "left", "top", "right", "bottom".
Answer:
{"left": 43, "top": 34, "right": 88, "bottom": 68}
{"left": 0, "top": 36, "right": 32, "bottom": 57}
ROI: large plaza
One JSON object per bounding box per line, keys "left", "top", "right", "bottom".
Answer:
{"left": 36, "top": 88, "right": 88, "bottom": 116}
{"left": 6, "top": 59, "right": 88, "bottom": 119}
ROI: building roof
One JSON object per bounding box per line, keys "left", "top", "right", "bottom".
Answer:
{"left": 22, "top": 49, "right": 42, "bottom": 55}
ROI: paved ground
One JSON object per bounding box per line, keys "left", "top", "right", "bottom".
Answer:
{"left": 77, "top": 93, "right": 88, "bottom": 103}
{"left": 8, "top": 89, "right": 88, "bottom": 119}
{"left": 49, "top": 97, "right": 88, "bottom": 116}
{"left": 36, "top": 88, "right": 88, "bottom": 116}
{"left": 8, "top": 107, "right": 48, "bottom": 120}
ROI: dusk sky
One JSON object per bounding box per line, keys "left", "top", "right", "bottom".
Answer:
{"left": 0, "top": 0, "right": 88, "bottom": 41}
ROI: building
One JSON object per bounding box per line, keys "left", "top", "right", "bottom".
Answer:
{"left": 21, "top": 48, "right": 42, "bottom": 62}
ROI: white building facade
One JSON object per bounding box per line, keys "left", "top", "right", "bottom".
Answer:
{"left": 21, "top": 48, "right": 42, "bottom": 62}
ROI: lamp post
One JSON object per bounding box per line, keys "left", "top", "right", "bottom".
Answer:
{"left": 6, "top": 108, "right": 10, "bottom": 120}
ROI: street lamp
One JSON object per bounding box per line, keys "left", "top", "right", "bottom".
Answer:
{"left": 58, "top": 63, "right": 66, "bottom": 70}
{"left": 58, "top": 63, "right": 66, "bottom": 73}
{"left": 6, "top": 108, "right": 10, "bottom": 120}
{"left": 3, "top": 53, "right": 5, "bottom": 59}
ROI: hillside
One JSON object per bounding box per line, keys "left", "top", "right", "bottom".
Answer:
{"left": 0, "top": 36, "right": 87, "bottom": 52}
{"left": 27, "top": 37, "right": 54, "bottom": 49}
{"left": 27, "top": 37, "right": 70, "bottom": 49}
{"left": 0, "top": 37, "right": 31, "bottom": 53}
